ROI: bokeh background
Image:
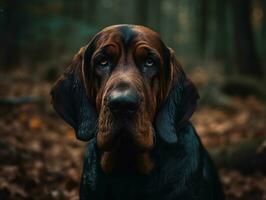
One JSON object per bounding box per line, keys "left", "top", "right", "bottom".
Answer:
{"left": 0, "top": 0, "right": 266, "bottom": 199}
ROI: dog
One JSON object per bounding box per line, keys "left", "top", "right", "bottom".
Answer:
{"left": 51, "top": 24, "right": 224, "bottom": 200}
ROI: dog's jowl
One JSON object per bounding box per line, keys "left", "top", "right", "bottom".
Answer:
{"left": 51, "top": 24, "right": 224, "bottom": 200}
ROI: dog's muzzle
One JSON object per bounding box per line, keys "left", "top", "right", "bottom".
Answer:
{"left": 107, "top": 84, "right": 140, "bottom": 117}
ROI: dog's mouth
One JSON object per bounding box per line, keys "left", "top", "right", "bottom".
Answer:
{"left": 97, "top": 117, "right": 155, "bottom": 173}
{"left": 97, "top": 105, "right": 154, "bottom": 151}
{"left": 96, "top": 82, "right": 155, "bottom": 173}
{"left": 96, "top": 103, "right": 155, "bottom": 173}
{"left": 97, "top": 84, "right": 154, "bottom": 149}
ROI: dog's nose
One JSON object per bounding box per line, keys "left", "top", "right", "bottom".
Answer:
{"left": 108, "top": 89, "right": 139, "bottom": 115}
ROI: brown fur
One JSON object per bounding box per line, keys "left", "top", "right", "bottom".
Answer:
{"left": 96, "top": 69, "right": 155, "bottom": 173}
{"left": 56, "top": 25, "right": 187, "bottom": 174}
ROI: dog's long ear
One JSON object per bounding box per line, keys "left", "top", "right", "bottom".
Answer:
{"left": 155, "top": 48, "right": 199, "bottom": 144}
{"left": 50, "top": 44, "right": 98, "bottom": 141}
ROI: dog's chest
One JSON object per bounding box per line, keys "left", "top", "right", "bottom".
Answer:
{"left": 81, "top": 140, "right": 191, "bottom": 200}
{"left": 95, "top": 172, "right": 161, "bottom": 199}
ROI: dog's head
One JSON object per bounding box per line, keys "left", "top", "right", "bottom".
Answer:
{"left": 51, "top": 25, "right": 198, "bottom": 174}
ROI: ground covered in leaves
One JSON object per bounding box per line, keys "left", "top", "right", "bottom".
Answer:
{"left": 0, "top": 69, "right": 266, "bottom": 200}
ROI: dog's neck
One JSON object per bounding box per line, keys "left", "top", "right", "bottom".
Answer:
{"left": 99, "top": 145, "right": 154, "bottom": 174}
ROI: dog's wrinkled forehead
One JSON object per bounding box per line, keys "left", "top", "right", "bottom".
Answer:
{"left": 94, "top": 25, "right": 165, "bottom": 55}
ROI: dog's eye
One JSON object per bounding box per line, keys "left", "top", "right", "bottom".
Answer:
{"left": 98, "top": 57, "right": 109, "bottom": 67}
{"left": 145, "top": 58, "right": 155, "bottom": 67}
{"left": 96, "top": 56, "right": 110, "bottom": 72}
{"left": 141, "top": 56, "right": 158, "bottom": 76}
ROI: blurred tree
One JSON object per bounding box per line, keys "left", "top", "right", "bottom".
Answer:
{"left": 1, "top": 0, "right": 23, "bottom": 69}
{"left": 232, "top": 0, "right": 262, "bottom": 77}
{"left": 87, "top": 0, "right": 97, "bottom": 25}
{"left": 197, "top": 0, "right": 208, "bottom": 58}
{"left": 214, "top": 0, "right": 228, "bottom": 61}
{"left": 135, "top": 0, "right": 149, "bottom": 26}
{"left": 148, "top": 0, "right": 162, "bottom": 32}
{"left": 0, "top": 0, "right": 265, "bottom": 78}
{"left": 261, "top": 0, "right": 266, "bottom": 55}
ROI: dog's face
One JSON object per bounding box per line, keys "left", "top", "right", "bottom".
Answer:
{"left": 85, "top": 26, "right": 169, "bottom": 149}
{"left": 51, "top": 25, "right": 198, "bottom": 174}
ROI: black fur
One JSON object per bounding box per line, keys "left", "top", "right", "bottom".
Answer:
{"left": 155, "top": 72, "right": 199, "bottom": 144}
{"left": 50, "top": 62, "right": 98, "bottom": 141}
{"left": 80, "top": 123, "right": 224, "bottom": 200}
{"left": 118, "top": 25, "right": 136, "bottom": 49}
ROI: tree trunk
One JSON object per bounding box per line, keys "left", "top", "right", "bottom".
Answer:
{"left": 214, "top": 0, "right": 228, "bottom": 61}
{"left": 87, "top": 0, "right": 97, "bottom": 25}
{"left": 260, "top": 0, "right": 266, "bottom": 57}
{"left": 1, "top": 0, "right": 21, "bottom": 69}
{"left": 232, "top": 0, "right": 262, "bottom": 78}
{"left": 211, "top": 137, "right": 266, "bottom": 173}
{"left": 135, "top": 0, "right": 149, "bottom": 26}
{"left": 148, "top": 0, "right": 162, "bottom": 33}
{"left": 198, "top": 0, "right": 208, "bottom": 58}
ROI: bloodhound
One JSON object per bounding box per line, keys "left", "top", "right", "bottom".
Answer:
{"left": 51, "top": 25, "right": 224, "bottom": 200}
